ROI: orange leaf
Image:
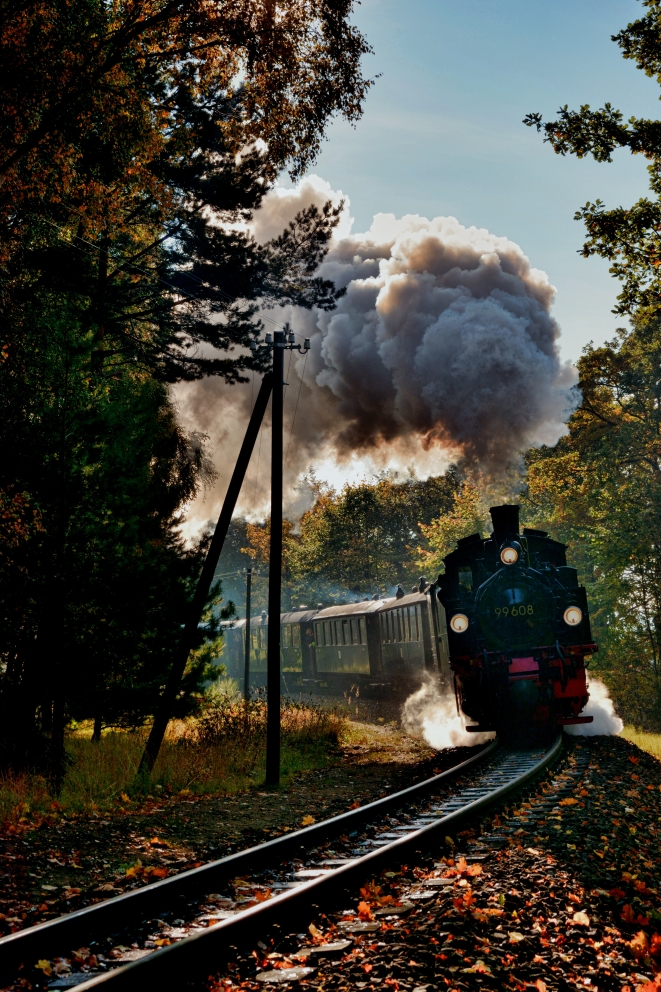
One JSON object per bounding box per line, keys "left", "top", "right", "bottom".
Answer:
{"left": 629, "top": 755, "right": 640, "bottom": 765}
{"left": 621, "top": 904, "right": 636, "bottom": 923}
{"left": 357, "top": 901, "right": 373, "bottom": 920}
{"left": 535, "top": 981, "right": 547, "bottom": 992}
{"left": 362, "top": 963, "right": 373, "bottom": 973}
{"left": 610, "top": 889, "right": 627, "bottom": 899}
{"left": 559, "top": 798, "right": 578, "bottom": 806}
{"left": 629, "top": 931, "right": 649, "bottom": 959}
{"left": 572, "top": 912, "right": 590, "bottom": 927}
{"left": 651, "top": 934, "right": 661, "bottom": 957}
{"left": 467, "top": 864, "right": 482, "bottom": 877}
{"left": 301, "top": 815, "right": 315, "bottom": 826}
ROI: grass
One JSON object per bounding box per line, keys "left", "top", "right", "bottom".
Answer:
{"left": 621, "top": 725, "right": 661, "bottom": 760}
{"left": 0, "top": 690, "right": 345, "bottom": 830}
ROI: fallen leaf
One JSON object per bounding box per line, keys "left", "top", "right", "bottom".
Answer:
{"left": 508, "top": 932, "right": 525, "bottom": 944}
{"left": 559, "top": 798, "right": 578, "bottom": 806}
{"left": 535, "top": 981, "right": 547, "bottom": 992}
{"left": 622, "top": 904, "right": 636, "bottom": 923}
{"left": 35, "top": 960, "right": 52, "bottom": 977}
{"left": 629, "top": 931, "right": 649, "bottom": 959}
{"left": 467, "top": 864, "right": 482, "bottom": 877}
{"left": 362, "top": 963, "right": 373, "bottom": 973}
{"left": 572, "top": 912, "right": 590, "bottom": 927}
{"left": 301, "top": 815, "right": 315, "bottom": 826}
{"left": 357, "top": 901, "right": 372, "bottom": 921}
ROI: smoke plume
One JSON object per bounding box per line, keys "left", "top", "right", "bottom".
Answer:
{"left": 565, "top": 678, "right": 624, "bottom": 736}
{"left": 401, "top": 675, "right": 495, "bottom": 749}
{"left": 175, "top": 176, "right": 575, "bottom": 530}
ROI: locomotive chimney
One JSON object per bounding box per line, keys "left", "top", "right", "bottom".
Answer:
{"left": 489, "top": 504, "right": 520, "bottom": 543}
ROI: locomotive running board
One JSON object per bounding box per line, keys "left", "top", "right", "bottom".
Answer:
{"left": 560, "top": 716, "right": 593, "bottom": 724}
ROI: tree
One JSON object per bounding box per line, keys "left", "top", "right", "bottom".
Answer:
{"left": 522, "top": 319, "right": 661, "bottom": 728}
{"left": 416, "top": 482, "right": 487, "bottom": 577}
{"left": 0, "top": 0, "right": 373, "bottom": 777}
{"left": 288, "top": 474, "right": 461, "bottom": 596}
{"left": 524, "top": 0, "right": 661, "bottom": 320}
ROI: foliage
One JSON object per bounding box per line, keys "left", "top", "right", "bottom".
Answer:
{"left": 524, "top": 0, "right": 661, "bottom": 319}
{"left": 286, "top": 473, "right": 461, "bottom": 597}
{"left": 0, "top": 698, "right": 344, "bottom": 828}
{"left": 0, "top": 0, "right": 372, "bottom": 774}
{"left": 416, "top": 482, "right": 488, "bottom": 577}
{"left": 522, "top": 319, "right": 661, "bottom": 728}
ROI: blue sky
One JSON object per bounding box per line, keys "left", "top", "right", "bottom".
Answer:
{"left": 307, "top": 0, "right": 660, "bottom": 363}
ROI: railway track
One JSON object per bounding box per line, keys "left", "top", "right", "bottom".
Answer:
{"left": 1, "top": 734, "right": 565, "bottom": 991}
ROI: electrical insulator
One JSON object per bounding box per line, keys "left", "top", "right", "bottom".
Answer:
{"left": 250, "top": 339, "right": 257, "bottom": 352}
{"left": 288, "top": 330, "right": 295, "bottom": 344}
{"left": 265, "top": 333, "right": 273, "bottom": 344}
{"left": 304, "top": 338, "right": 311, "bottom": 351}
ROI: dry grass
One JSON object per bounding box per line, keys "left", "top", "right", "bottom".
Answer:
{"left": 0, "top": 692, "right": 345, "bottom": 830}
{"left": 621, "top": 725, "right": 661, "bottom": 761}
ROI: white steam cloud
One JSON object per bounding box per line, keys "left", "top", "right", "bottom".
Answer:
{"left": 565, "top": 678, "right": 624, "bottom": 736}
{"left": 176, "top": 176, "right": 575, "bottom": 530}
{"left": 400, "top": 674, "right": 495, "bottom": 749}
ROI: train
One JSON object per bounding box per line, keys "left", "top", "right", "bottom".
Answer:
{"left": 218, "top": 590, "right": 450, "bottom": 701}
{"left": 218, "top": 504, "right": 596, "bottom": 733}
{"left": 439, "top": 504, "right": 595, "bottom": 733}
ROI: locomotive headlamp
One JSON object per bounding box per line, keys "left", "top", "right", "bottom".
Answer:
{"left": 450, "top": 613, "right": 469, "bottom": 633}
{"left": 563, "top": 606, "right": 583, "bottom": 626}
{"left": 500, "top": 544, "right": 520, "bottom": 565}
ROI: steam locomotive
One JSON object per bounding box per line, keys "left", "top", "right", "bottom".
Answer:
{"left": 439, "top": 504, "right": 596, "bottom": 733}
{"left": 218, "top": 504, "right": 596, "bottom": 733}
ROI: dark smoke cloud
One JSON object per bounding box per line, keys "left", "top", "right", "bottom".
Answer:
{"left": 175, "top": 177, "right": 575, "bottom": 532}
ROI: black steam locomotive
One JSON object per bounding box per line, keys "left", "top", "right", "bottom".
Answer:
{"left": 439, "top": 504, "right": 596, "bottom": 733}
{"left": 218, "top": 504, "right": 596, "bottom": 733}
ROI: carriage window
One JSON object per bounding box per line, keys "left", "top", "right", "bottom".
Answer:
{"left": 410, "top": 607, "right": 417, "bottom": 642}
{"left": 282, "top": 625, "right": 291, "bottom": 648}
{"left": 334, "top": 620, "right": 341, "bottom": 645}
{"left": 359, "top": 617, "right": 367, "bottom": 644}
{"left": 293, "top": 626, "right": 301, "bottom": 649}
{"left": 350, "top": 618, "right": 358, "bottom": 644}
{"left": 323, "top": 621, "right": 330, "bottom": 646}
{"left": 380, "top": 614, "right": 387, "bottom": 643}
{"left": 458, "top": 567, "right": 473, "bottom": 592}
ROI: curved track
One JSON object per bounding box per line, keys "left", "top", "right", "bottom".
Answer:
{"left": 0, "top": 735, "right": 563, "bottom": 991}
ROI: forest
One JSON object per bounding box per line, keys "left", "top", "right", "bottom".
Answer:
{"left": 3, "top": 0, "right": 661, "bottom": 804}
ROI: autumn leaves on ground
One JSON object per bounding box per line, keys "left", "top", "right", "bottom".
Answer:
{"left": 0, "top": 704, "right": 445, "bottom": 939}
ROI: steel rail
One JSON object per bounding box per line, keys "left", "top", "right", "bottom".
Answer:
{"left": 0, "top": 739, "right": 498, "bottom": 978}
{"left": 27, "top": 735, "right": 562, "bottom": 991}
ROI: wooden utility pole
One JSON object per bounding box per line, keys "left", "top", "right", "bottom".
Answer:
{"left": 265, "top": 330, "right": 284, "bottom": 785}
{"left": 265, "top": 327, "right": 309, "bottom": 786}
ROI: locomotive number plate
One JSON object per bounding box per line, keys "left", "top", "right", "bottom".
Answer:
{"left": 476, "top": 568, "right": 553, "bottom": 652}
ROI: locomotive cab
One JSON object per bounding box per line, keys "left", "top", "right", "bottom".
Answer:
{"left": 439, "top": 504, "right": 597, "bottom": 736}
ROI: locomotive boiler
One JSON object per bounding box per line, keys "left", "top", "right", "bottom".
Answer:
{"left": 438, "top": 504, "right": 596, "bottom": 734}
